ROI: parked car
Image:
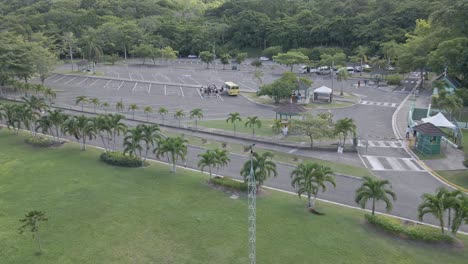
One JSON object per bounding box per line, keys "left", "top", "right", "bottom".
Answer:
{"left": 317, "top": 66, "right": 331, "bottom": 75}
{"left": 259, "top": 56, "right": 270, "bottom": 61}
{"left": 188, "top": 54, "right": 198, "bottom": 58}
{"left": 385, "top": 66, "right": 395, "bottom": 71}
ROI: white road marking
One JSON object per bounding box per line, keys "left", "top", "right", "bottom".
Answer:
{"left": 52, "top": 76, "right": 66, "bottom": 82}
{"left": 148, "top": 83, "right": 151, "bottom": 94}
{"left": 90, "top": 79, "right": 99, "bottom": 86}
{"left": 288, "top": 149, "right": 298, "bottom": 154}
{"left": 117, "top": 81, "right": 125, "bottom": 90}
{"left": 132, "top": 82, "right": 138, "bottom": 92}
{"left": 387, "top": 157, "right": 404, "bottom": 171}
{"left": 179, "top": 86, "right": 184, "bottom": 97}
{"left": 77, "top": 78, "right": 88, "bottom": 85}
{"left": 164, "top": 85, "right": 167, "bottom": 96}
{"left": 402, "top": 158, "right": 422, "bottom": 171}
{"left": 217, "top": 94, "right": 224, "bottom": 101}
{"left": 45, "top": 74, "right": 57, "bottom": 81}
{"left": 178, "top": 77, "right": 185, "bottom": 84}
{"left": 196, "top": 87, "right": 204, "bottom": 100}
{"left": 138, "top": 72, "right": 144, "bottom": 80}
{"left": 103, "top": 80, "right": 112, "bottom": 88}
{"left": 366, "top": 156, "right": 385, "bottom": 170}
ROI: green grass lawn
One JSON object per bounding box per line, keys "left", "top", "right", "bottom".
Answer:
{"left": 437, "top": 170, "right": 468, "bottom": 189}
{"left": 462, "top": 129, "right": 468, "bottom": 154}
{"left": 1, "top": 130, "right": 467, "bottom": 263}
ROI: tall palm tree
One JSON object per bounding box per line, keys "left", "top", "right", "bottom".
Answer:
{"left": 291, "top": 162, "right": 336, "bottom": 209}
{"left": 198, "top": 149, "right": 217, "bottom": 179}
{"left": 451, "top": 191, "right": 468, "bottom": 235}
{"left": 35, "top": 115, "right": 52, "bottom": 136}
{"left": 62, "top": 116, "right": 81, "bottom": 145}
{"left": 47, "top": 109, "right": 68, "bottom": 142}
{"left": 128, "top": 104, "right": 139, "bottom": 119}
{"left": 355, "top": 45, "right": 368, "bottom": 77}
{"left": 154, "top": 136, "right": 188, "bottom": 173}
{"left": 78, "top": 116, "right": 96, "bottom": 151}
{"left": 2, "top": 104, "right": 23, "bottom": 133}
{"left": 101, "top": 102, "right": 110, "bottom": 113}
{"left": 418, "top": 187, "right": 450, "bottom": 234}
{"left": 271, "top": 119, "right": 282, "bottom": 134}
{"left": 174, "top": 109, "right": 185, "bottom": 127}
{"left": 140, "top": 124, "right": 161, "bottom": 162}
{"left": 143, "top": 106, "right": 153, "bottom": 122}
{"left": 355, "top": 176, "right": 396, "bottom": 215}
{"left": 214, "top": 148, "right": 230, "bottom": 174}
{"left": 94, "top": 114, "right": 112, "bottom": 152}
{"left": 226, "top": 112, "right": 242, "bottom": 134}
{"left": 245, "top": 116, "right": 262, "bottom": 137}
{"left": 124, "top": 127, "right": 144, "bottom": 160}
{"left": 108, "top": 114, "right": 127, "bottom": 150}
{"left": 334, "top": 118, "right": 356, "bottom": 147}
{"left": 115, "top": 100, "right": 125, "bottom": 113}
{"left": 75, "top": 96, "right": 88, "bottom": 112}
{"left": 22, "top": 95, "right": 48, "bottom": 135}
{"left": 90, "top": 98, "right": 100, "bottom": 113}
{"left": 158, "top": 107, "right": 168, "bottom": 121}
{"left": 240, "top": 152, "right": 277, "bottom": 191}
{"left": 82, "top": 28, "right": 103, "bottom": 74}
{"left": 43, "top": 87, "right": 56, "bottom": 105}
{"left": 336, "top": 69, "right": 349, "bottom": 96}
{"left": 190, "top": 108, "right": 203, "bottom": 128}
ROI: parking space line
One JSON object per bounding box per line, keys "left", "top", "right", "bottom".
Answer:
{"left": 45, "top": 74, "right": 57, "bottom": 81}
{"left": 197, "top": 87, "right": 203, "bottom": 100}
{"left": 138, "top": 72, "right": 144, "bottom": 80}
{"left": 117, "top": 81, "right": 125, "bottom": 90}
{"left": 90, "top": 79, "right": 99, "bottom": 86}
{"left": 217, "top": 94, "right": 224, "bottom": 101}
{"left": 77, "top": 78, "right": 88, "bottom": 85}
{"left": 52, "top": 76, "right": 66, "bottom": 82}
{"left": 164, "top": 85, "right": 167, "bottom": 96}
{"left": 103, "top": 80, "right": 112, "bottom": 88}
{"left": 129, "top": 73, "right": 133, "bottom": 80}
{"left": 179, "top": 86, "right": 184, "bottom": 97}
{"left": 64, "top": 77, "right": 76, "bottom": 84}
{"left": 148, "top": 83, "right": 151, "bottom": 94}
{"left": 132, "top": 82, "right": 138, "bottom": 92}
{"left": 178, "top": 77, "right": 185, "bottom": 84}
{"left": 188, "top": 76, "right": 201, "bottom": 85}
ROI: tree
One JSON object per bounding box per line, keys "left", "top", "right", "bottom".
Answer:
{"left": 334, "top": 118, "right": 356, "bottom": 148}
{"left": 35, "top": 115, "right": 52, "bottom": 136}
{"left": 272, "top": 51, "right": 309, "bottom": 71}
{"left": 245, "top": 116, "right": 262, "bottom": 136}
{"left": 81, "top": 28, "right": 103, "bottom": 74}
{"left": 251, "top": 60, "right": 262, "bottom": 68}
{"left": 32, "top": 45, "right": 56, "bottom": 85}
{"left": 62, "top": 32, "right": 77, "bottom": 71}
{"left": 124, "top": 126, "right": 144, "bottom": 160}
{"left": 272, "top": 119, "right": 282, "bottom": 134}
{"left": 22, "top": 95, "right": 48, "bottom": 135}
{"left": 213, "top": 148, "right": 230, "bottom": 174}
{"left": 199, "top": 51, "right": 214, "bottom": 68}
{"left": 354, "top": 46, "right": 368, "bottom": 76}
{"left": 128, "top": 103, "right": 139, "bottom": 119}
{"left": 46, "top": 109, "right": 68, "bottom": 141}
{"left": 158, "top": 107, "right": 168, "bottom": 121}
{"left": 174, "top": 109, "right": 185, "bottom": 127}
{"left": 89, "top": 98, "right": 100, "bottom": 113}
{"left": 292, "top": 113, "right": 334, "bottom": 148}
{"left": 108, "top": 114, "right": 127, "bottom": 150}
{"left": 42, "top": 87, "right": 56, "bottom": 105}
{"left": 355, "top": 176, "right": 396, "bottom": 215}
{"left": 18, "top": 211, "right": 48, "bottom": 254}
{"left": 320, "top": 52, "right": 347, "bottom": 69}
{"left": 226, "top": 112, "right": 242, "bottom": 134}
{"left": 451, "top": 191, "right": 468, "bottom": 235}
{"left": 258, "top": 72, "right": 299, "bottom": 104}
{"left": 75, "top": 96, "right": 88, "bottom": 112}
{"left": 132, "top": 43, "right": 154, "bottom": 64}
{"left": 220, "top": 53, "right": 231, "bottom": 70}
{"left": 336, "top": 69, "right": 349, "bottom": 96}
{"left": 263, "top": 46, "right": 282, "bottom": 59}
{"left": 154, "top": 136, "right": 188, "bottom": 173}
{"left": 140, "top": 124, "right": 161, "bottom": 162}
{"left": 116, "top": 100, "right": 124, "bottom": 112}
{"left": 381, "top": 40, "right": 400, "bottom": 68}
{"left": 190, "top": 108, "right": 203, "bottom": 128}
{"left": 94, "top": 114, "right": 112, "bottom": 152}
{"left": 236, "top": 52, "right": 247, "bottom": 70}
{"left": 291, "top": 162, "right": 336, "bottom": 209}
{"left": 418, "top": 187, "right": 450, "bottom": 234}
{"left": 198, "top": 149, "right": 217, "bottom": 179}
{"left": 240, "top": 152, "right": 277, "bottom": 191}
{"left": 143, "top": 106, "right": 153, "bottom": 122}
{"left": 101, "top": 102, "right": 110, "bottom": 113}
{"left": 428, "top": 37, "right": 468, "bottom": 85}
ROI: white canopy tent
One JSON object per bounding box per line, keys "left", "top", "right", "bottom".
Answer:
{"left": 312, "top": 86, "right": 333, "bottom": 103}
{"left": 421, "top": 112, "right": 456, "bottom": 129}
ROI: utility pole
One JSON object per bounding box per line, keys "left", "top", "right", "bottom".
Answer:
{"left": 248, "top": 144, "right": 256, "bottom": 264}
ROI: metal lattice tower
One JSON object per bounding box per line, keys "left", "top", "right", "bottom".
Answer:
{"left": 248, "top": 145, "right": 256, "bottom": 264}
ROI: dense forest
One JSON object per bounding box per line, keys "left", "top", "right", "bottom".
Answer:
{"left": 0, "top": 0, "right": 467, "bottom": 86}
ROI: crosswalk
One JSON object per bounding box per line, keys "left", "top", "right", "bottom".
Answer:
{"left": 358, "top": 140, "right": 403, "bottom": 148}
{"left": 359, "top": 101, "right": 397, "bottom": 107}
{"left": 362, "top": 155, "right": 425, "bottom": 172}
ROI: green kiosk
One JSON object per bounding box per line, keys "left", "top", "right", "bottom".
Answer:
{"left": 413, "top": 122, "right": 445, "bottom": 155}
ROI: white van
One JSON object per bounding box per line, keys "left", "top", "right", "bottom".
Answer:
{"left": 317, "top": 66, "right": 331, "bottom": 75}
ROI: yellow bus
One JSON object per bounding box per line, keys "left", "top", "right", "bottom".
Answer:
{"left": 223, "top": 82, "right": 240, "bottom": 96}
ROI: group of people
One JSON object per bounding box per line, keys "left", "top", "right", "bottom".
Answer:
{"left": 200, "top": 84, "right": 224, "bottom": 97}
{"left": 291, "top": 91, "right": 302, "bottom": 103}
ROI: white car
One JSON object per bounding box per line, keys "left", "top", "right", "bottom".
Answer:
{"left": 385, "top": 66, "right": 395, "bottom": 71}
{"left": 188, "top": 55, "right": 198, "bottom": 59}
{"left": 259, "top": 56, "right": 270, "bottom": 61}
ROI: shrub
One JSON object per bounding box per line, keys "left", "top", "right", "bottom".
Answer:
{"left": 100, "top": 151, "right": 144, "bottom": 167}
{"left": 211, "top": 176, "right": 248, "bottom": 192}
{"left": 365, "top": 214, "right": 454, "bottom": 243}
{"left": 25, "top": 136, "right": 56, "bottom": 147}
{"left": 386, "top": 75, "right": 403, "bottom": 85}
{"left": 463, "top": 158, "right": 468, "bottom": 168}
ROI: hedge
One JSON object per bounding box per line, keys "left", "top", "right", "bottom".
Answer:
{"left": 386, "top": 75, "right": 403, "bottom": 85}
{"left": 211, "top": 176, "right": 248, "bottom": 192}
{"left": 365, "top": 214, "right": 454, "bottom": 243}
{"left": 463, "top": 158, "right": 468, "bottom": 168}
{"left": 25, "top": 136, "right": 56, "bottom": 147}
{"left": 100, "top": 151, "right": 145, "bottom": 167}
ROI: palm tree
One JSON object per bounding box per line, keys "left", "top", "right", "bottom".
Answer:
{"left": 198, "top": 149, "right": 217, "bottom": 179}
{"left": 2, "top": 104, "right": 23, "bottom": 133}
{"left": 62, "top": 116, "right": 81, "bottom": 145}
{"left": 336, "top": 69, "right": 349, "bottom": 96}
{"left": 291, "top": 162, "right": 336, "bottom": 209}
{"left": 174, "top": 109, "right": 185, "bottom": 127}
{"left": 143, "top": 106, "right": 153, "bottom": 122}
{"left": 418, "top": 187, "right": 450, "bottom": 234}
{"left": 140, "top": 124, "right": 161, "bottom": 162}
{"left": 94, "top": 114, "right": 112, "bottom": 151}
{"left": 245, "top": 116, "right": 262, "bottom": 137}
{"left": 101, "top": 102, "right": 110, "bottom": 113}
{"left": 334, "top": 118, "right": 356, "bottom": 147}
{"left": 240, "top": 152, "right": 277, "bottom": 191}
{"left": 90, "top": 98, "right": 100, "bottom": 113}
{"left": 213, "top": 148, "right": 230, "bottom": 174}
{"left": 124, "top": 127, "right": 144, "bottom": 160}
{"left": 35, "top": 115, "right": 52, "bottom": 136}
{"left": 190, "top": 108, "right": 203, "bottom": 128}
{"left": 48, "top": 109, "right": 68, "bottom": 142}
{"left": 78, "top": 116, "right": 96, "bottom": 151}
{"left": 43, "top": 87, "right": 56, "bottom": 105}
{"left": 115, "top": 100, "right": 124, "bottom": 113}
{"left": 272, "top": 119, "right": 282, "bottom": 134}
{"left": 355, "top": 176, "right": 396, "bottom": 215}
{"left": 22, "top": 95, "right": 48, "bottom": 135}
{"left": 226, "top": 112, "right": 242, "bottom": 134}
{"left": 128, "top": 104, "right": 139, "bottom": 119}
{"left": 451, "top": 191, "right": 468, "bottom": 235}
{"left": 154, "top": 136, "right": 188, "bottom": 173}
{"left": 82, "top": 28, "right": 103, "bottom": 74}
{"left": 355, "top": 45, "right": 368, "bottom": 76}
{"left": 158, "top": 107, "right": 168, "bottom": 121}
{"left": 108, "top": 114, "right": 127, "bottom": 150}
{"left": 75, "top": 96, "right": 88, "bottom": 112}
